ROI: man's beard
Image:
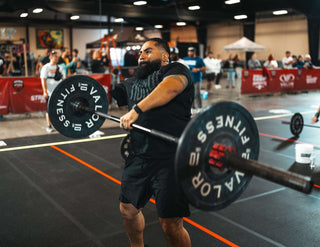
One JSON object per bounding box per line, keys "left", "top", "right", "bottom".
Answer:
{"left": 134, "top": 59, "right": 162, "bottom": 79}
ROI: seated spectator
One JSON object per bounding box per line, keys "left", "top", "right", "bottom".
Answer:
{"left": 292, "top": 55, "right": 298, "bottom": 68}
{"left": 263, "top": 54, "right": 278, "bottom": 68}
{"left": 296, "top": 55, "right": 305, "bottom": 68}
{"left": 303, "top": 54, "right": 316, "bottom": 69}
{"left": 282, "top": 51, "right": 293, "bottom": 69}
{"left": 248, "top": 53, "right": 261, "bottom": 69}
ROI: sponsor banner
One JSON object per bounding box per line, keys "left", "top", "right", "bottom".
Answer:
{"left": 241, "top": 69, "right": 268, "bottom": 94}
{"left": 0, "top": 74, "right": 112, "bottom": 114}
{"left": 0, "top": 78, "right": 10, "bottom": 115}
{"left": 9, "top": 77, "right": 47, "bottom": 113}
{"left": 242, "top": 68, "right": 320, "bottom": 94}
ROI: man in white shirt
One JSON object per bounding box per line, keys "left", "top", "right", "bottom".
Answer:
{"left": 282, "top": 51, "right": 293, "bottom": 69}
{"left": 203, "top": 51, "right": 222, "bottom": 90}
{"left": 40, "top": 50, "right": 66, "bottom": 133}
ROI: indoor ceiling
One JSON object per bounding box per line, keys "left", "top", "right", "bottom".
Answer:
{"left": 0, "top": 0, "right": 320, "bottom": 28}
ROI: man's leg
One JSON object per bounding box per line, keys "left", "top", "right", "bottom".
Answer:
{"left": 120, "top": 202, "right": 145, "bottom": 247}
{"left": 159, "top": 217, "right": 191, "bottom": 247}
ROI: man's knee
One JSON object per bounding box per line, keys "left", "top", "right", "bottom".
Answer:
{"left": 159, "top": 217, "right": 183, "bottom": 236}
{"left": 119, "top": 202, "right": 140, "bottom": 220}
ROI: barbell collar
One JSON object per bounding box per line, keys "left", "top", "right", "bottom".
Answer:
{"left": 223, "top": 152, "right": 313, "bottom": 194}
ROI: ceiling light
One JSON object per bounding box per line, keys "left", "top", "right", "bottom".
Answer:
{"left": 188, "top": 5, "right": 200, "bottom": 10}
{"left": 234, "top": 14, "right": 247, "bottom": 20}
{"left": 225, "top": 0, "right": 240, "bottom": 4}
{"left": 70, "top": 15, "right": 80, "bottom": 20}
{"left": 20, "top": 12, "right": 28, "bottom": 18}
{"left": 176, "top": 22, "right": 186, "bottom": 26}
{"left": 115, "top": 18, "right": 124, "bottom": 22}
{"left": 33, "top": 8, "right": 43, "bottom": 13}
{"left": 136, "top": 27, "right": 144, "bottom": 31}
{"left": 133, "top": 1, "right": 147, "bottom": 5}
{"left": 154, "top": 24, "right": 163, "bottom": 29}
{"left": 273, "top": 10, "right": 288, "bottom": 15}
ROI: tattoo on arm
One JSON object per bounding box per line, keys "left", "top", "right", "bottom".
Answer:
{"left": 165, "top": 75, "right": 188, "bottom": 89}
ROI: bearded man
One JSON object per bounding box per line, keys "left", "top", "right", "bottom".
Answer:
{"left": 110, "top": 38, "right": 194, "bottom": 247}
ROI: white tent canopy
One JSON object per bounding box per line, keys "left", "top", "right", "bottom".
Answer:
{"left": 223, "top": 37, "right": 266, "bottom": 52}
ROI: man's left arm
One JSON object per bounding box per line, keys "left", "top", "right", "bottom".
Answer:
{"left": 120, "top": 74, "right": 188, "bottom": 129}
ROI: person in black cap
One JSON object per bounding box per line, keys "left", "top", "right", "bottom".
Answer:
{"left": 183, "top": 47, "right": 206, "bottom": 110}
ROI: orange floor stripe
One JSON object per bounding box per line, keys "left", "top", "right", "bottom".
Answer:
{"left": 50, "top": 145, "right": 239, "bottom": 247}
{"left": 50, "top": 145, "right": 122, "bottom": 185}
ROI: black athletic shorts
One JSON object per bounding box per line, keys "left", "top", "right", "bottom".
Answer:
{"left": 119, "top": 156, "right": 190, "bottom": 218}
{"left": 206, "top": 73, "right": 216, "bottom": 81}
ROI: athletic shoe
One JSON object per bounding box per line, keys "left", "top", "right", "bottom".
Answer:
{"left": 215, "top": 84, "right": 221, "bottom": 89}
{"left": 46, "top": 125, "right": 53, "bottom": 133}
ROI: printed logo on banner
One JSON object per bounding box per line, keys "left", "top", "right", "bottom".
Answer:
{"left": 31, "top": 95, "right": 46, "bottom": 103}
{"left": 12, "top": 80, "right": 24, "bottom": 92}
{"left": 279, "top": 74, "right": 295, "bottom": 88}
{"left": 252, "top": 74, "right": 267, "bottom": 90}
{"left": 243, "top": 71, "right": 249, "bottom": 77}
{"left": 306, "top": 75, "right": 317, "bottom": 84}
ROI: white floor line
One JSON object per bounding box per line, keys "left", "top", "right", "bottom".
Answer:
{"left": 0, "top": 133, "right": 127, "bottom": 152}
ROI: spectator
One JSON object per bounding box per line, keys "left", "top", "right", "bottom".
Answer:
{"left": 263, "top": 54, "right": 278, "bottom": 68}
{"left": 90, "top": 50, "right": 105, "bottom": 73}
{"left": 304, "top": 54, "right": 316, "bottom": 69}
{"left": 100, "top": 51, "right": 110, "bottom": 72}
{"left": 223, "top": 54, "right": 237, "bottom": 88}
{"left": 295, "top": 55, "right": 305, "bottom": 68}
{"left": 183, "top": 47, "right": 206, "bottom": 110}
{"left": 0, "top": 55, "right": 7, "bottom": 76}
{"left": 169, "top": 47, "right": 188, "bottom": 68}
{"left": 292, "top": 55, "right": 298, "bottom": 68}
{"left": 40, "top": 50, "right": 66, "bottom": 133}
{"left": 282, "top": 51, "right": 293, "bottom": 69}
{"left": 35, "top": 48, "right": 51, "bottom": 76}
{"left": 203, "top": 51, "right": 222, "bottom": 90}
{"left": 248, "top": 53, "right": 261, "bottom": 69}
{"left": 58, "top": 47, "right": 76, "bottom": 75}
{"left": 70, "top": 49, "right": 81, "bottom": 74}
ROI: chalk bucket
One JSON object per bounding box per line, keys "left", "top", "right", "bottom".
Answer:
{"left": 295, "top": 144, "right": 314, "bottom": 164}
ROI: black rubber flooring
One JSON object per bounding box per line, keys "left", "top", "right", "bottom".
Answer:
{"left": 1, "top": 108, "right": 320, "bottom": 247}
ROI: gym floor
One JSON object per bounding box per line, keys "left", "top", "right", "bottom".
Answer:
{"left": 1, "top": 78, "right": 320, "bottom": 247}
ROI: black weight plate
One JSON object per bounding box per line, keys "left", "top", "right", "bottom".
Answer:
{"left": 175, "top": 101, "right": 260, "bottom": 211}
{"left": 120, "top": 134, "right": 132, "bottom": 161}
{"left": 290, "top": 113, "right": 304, "bottom": 136}
{"left": 48, "top": 75, "right": 109, "bottom": 138}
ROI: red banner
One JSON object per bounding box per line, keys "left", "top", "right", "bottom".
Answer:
{"left": 0, "top": 78, "right": 10, "bottom": 115}
{"left": 241, "top": 69, "right": 268, "bottom": 94}
{"left": 241, "top": 68, "right": 320, "bottom": 94}
{"left": 0, "top": 74, "right": 112, "bottom": 114}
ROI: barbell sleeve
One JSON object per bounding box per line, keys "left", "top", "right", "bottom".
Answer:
{"left": 223, "top": 152, "right": 313, "bottom": 194}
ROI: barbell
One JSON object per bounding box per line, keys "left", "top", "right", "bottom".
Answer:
{"left": 48, "top": 75, "right": 317, "bottom": 211}
{"left": 282, "top": 112, "right": 320, "bottom": 136}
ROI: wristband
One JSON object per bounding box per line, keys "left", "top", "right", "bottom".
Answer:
{"left": 315, "top": 112, "right": 320, "bottom": 118}
{"left": 133, "top": 104, "right": 143, "bottom": 114}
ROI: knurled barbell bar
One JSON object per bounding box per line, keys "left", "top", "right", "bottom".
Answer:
{"left": 48, "top": 75, "right": 316, "bottom": 211}
{"left": 282, "top": 112, "right": 320, "bottom": 136}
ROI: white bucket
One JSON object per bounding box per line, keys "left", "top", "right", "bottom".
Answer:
{"left": 295, "top": 144, "right": 314, "bottom": 164}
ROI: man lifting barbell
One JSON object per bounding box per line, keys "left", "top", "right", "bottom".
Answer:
{"left": 113, "top": 38, "right": 193, "bottom": 247}
{"left": 47, "top": 40, "right": 320, "bottom": 246}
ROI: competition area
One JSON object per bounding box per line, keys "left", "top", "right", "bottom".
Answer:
{"left": 1, "top": 93, "right": 320, "bottom": 247}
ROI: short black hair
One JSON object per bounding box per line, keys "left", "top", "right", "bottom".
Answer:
{"left": 146, "top": 38, "right": 170, "bottom": 56}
